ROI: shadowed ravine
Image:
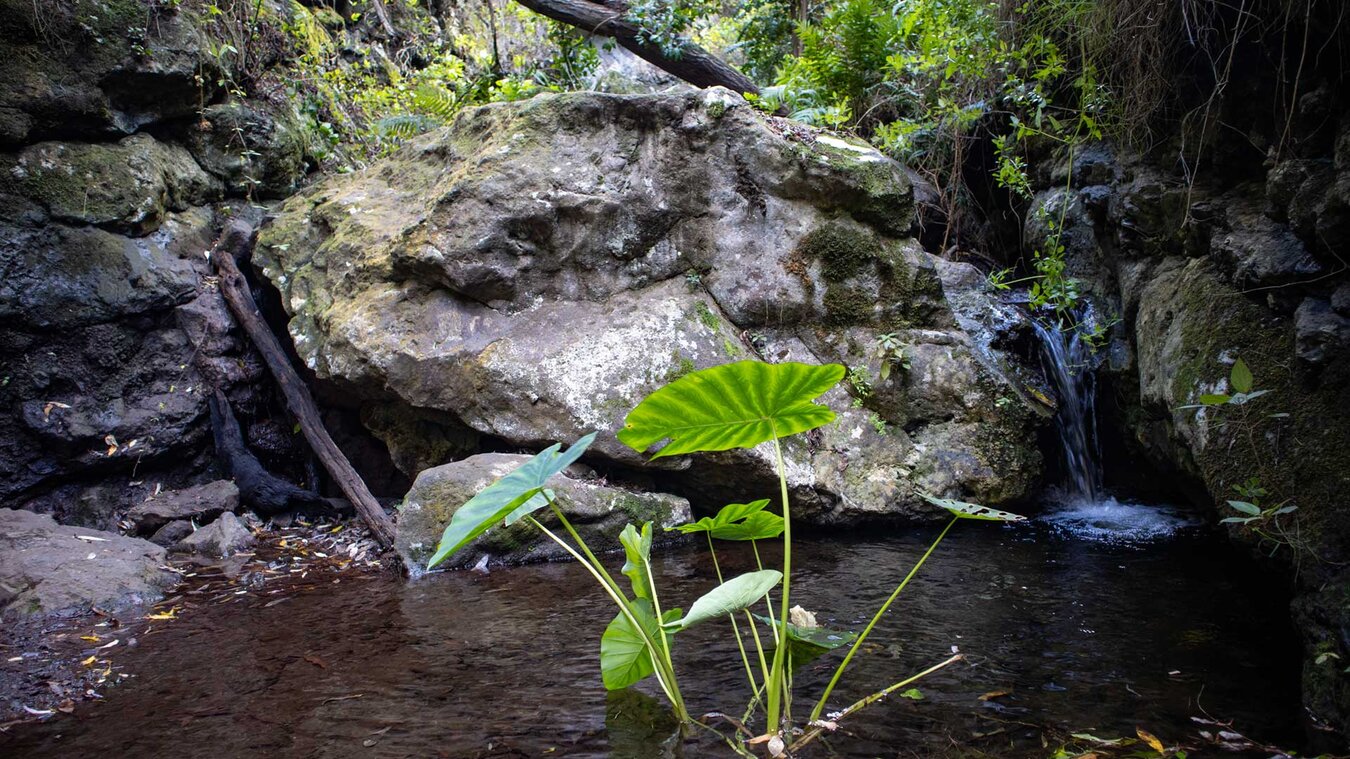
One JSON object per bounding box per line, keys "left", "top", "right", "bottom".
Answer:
{"left": 2, "top": 519, "right": 1301, "bottom": 757}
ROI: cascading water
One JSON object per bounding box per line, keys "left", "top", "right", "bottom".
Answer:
{"left": 1030, "top": 305, "right": 1103, "bottom": 502}
{"left": 1029, "top": 303, "right": 1197, "bottom": 543}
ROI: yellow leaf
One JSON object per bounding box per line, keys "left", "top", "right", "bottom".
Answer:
{"left": 80, "top": 635, "right": 101, "bottom": 642}
{"left": 1136, "top": 727, "right": 1165, "bottom": 755}
{"left": 81, "top": 655, "right": 96, "bottom": 666}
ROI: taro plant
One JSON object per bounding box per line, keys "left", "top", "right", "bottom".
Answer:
{"left": 427, "top": 359, "right": 1024, "bottom": 754}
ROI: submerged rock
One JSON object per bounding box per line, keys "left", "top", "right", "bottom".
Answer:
{"left": 259, "top": 89, "right": 1045, "bottom": 521}
{"left": 397, "top": 453, "right": 692, "bottom": 574}
{"left": 0, "top": 508, "right": 178, "bottom": 618}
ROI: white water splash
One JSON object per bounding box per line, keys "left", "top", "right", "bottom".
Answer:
{"left": 1039, "top": 496, "right": 1201, "bottom": 545}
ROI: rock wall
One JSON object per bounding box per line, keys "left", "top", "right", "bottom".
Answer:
{"left": 0, "top": 0, "right": 312, "bottom": 529}
{"left": 258, "top": 89, "right": 1049, "bottom": 524}
{"left": 1022, "top": 120, "right": 1350, "bottom": 731}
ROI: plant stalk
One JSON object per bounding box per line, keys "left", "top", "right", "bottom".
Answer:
{"left": 765, "top": 431, "right": 792, "bottom": 732}
{"left": 809, "top": 516, "right": 958, "bottom": 723}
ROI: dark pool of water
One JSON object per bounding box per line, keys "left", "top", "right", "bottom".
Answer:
{"left": 2, "top": 505, "right": 1308, "bottom": 758}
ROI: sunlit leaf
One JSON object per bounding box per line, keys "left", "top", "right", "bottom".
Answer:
{"left": 1136, "top": 727, "right": 1165, "bottom": 755}
{"left": 617, "top": 361, "right": 845, "bottom": 459}
{"left": 427, "top": 433, "right": 596, "bottom": 568}
{"left": 918, "top": 491, "right": 1026, "bottom": 522}
{"left": 671, "top": 499, "right": 784, "bottom": 541}
{"left": 668, "top": 570, "right": 783, "bottom": 630}
{"left": 899, "top": 688, "right": 924, "bottom": 700}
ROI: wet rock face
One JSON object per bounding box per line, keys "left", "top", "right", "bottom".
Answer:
{"left": 0, "top": 508, "right": 179, "bottom": 619}
{"left": 260, "top": 90, "right": 1046, "bottom": 522}
{"left": 0, "top": 0, "right": 219, "bottom": 146}
{"left": 397, "top": 453, "right": 691, "bottom": 574}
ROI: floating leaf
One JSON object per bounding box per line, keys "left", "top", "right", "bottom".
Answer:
{"left": 671, "top": 500, "right": 784, "bottom": 541}
{"left": 668, "top": 570, "right": 782, "bottom": 630}
{"left": 427, "top": 433, "right": 596, "bottom": 568}
{"left": 619, "top": 522, "right": 654, "bottom": 601}
{"left": 752, "top": 613, "right": 857, "bottom": 670}
{"left": 617, "top": 361, "right": 845, "bottom": 459}
{"left": 1227, "top": 500, "right": 1261, "bottom": 516}
{"left": 1230, "top": 359, "right": 1253, "bottom": 394}
{"left": 918, "top": 491, "right": 1026, "bottom": 522}
{"left": 899, "top": 688, "right": 924, "bottom": 700}
{"left": 600, "top": 600, "right": 679, "bottom": 690}
{"left": 1136, "top": 727, "right": 1165, "bottom": 755}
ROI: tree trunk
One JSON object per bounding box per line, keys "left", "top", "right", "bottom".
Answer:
{"left": 512, "top": 0, "right": 763, "bottom": 96}
{"left": 209, "top": 222, "right": 398, "bottom": 549}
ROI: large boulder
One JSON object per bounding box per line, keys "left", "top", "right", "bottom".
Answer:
{"left": 0, "top": 508, "right": 178, "bottom": 618}
{"left": 126, "top": 480, "right": 240, "bottom": 534}
{"left": 397, "top": 453, "right": 692, "bottom": 574}
{"left": 258, "top": 90, "right": 1045, "bottom": 522}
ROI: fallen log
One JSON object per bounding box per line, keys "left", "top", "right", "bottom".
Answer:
{"left": 208, "top": 222, "right": 397, "bottom": 548}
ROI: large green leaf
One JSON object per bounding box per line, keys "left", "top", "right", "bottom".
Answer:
{"left": 667, "top": 569, "right": 783, "bottom": 630}
{"left": 671, "top": 499, "right": 785, "bottom": 541}
{"left": 617, "top": 361, "right": 845, "bottom": 459}
{"left": 917, "top": 491, "right": 1026, "bottom": 522}
{"left": 600, "top": 600, "right": 679, "bottom": 690}
{"left": 752, "top": 613, "right": 856, "bottom": 671}
{"left": 426, "top": 433, "right": 596, "bottom": 568}
{"left": 619, "top": 522, "right": 654, "bottom": 600}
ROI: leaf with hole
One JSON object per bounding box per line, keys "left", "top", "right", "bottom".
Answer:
{"left": 918, "top": 491, "right": 1026, "bottom": 522}
{"left": 666, "top": 570, "right": 782, "bottom": 630}
{"left": 617, "top": 360, "right": 845, "bottom": 459}
{"left": 671, "top": 499, "right": 784, "bottom": 541}
{"left": 426, "top": 433, "right": 596, "bottom": 568}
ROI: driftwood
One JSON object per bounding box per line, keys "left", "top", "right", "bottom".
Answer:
{"left": 209, "top": 222, "right": 397, "bottom": 548}
{"left": 513, "top": 0, "right": 765, "bottom": 98}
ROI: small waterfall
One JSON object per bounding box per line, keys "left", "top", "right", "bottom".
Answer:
{"left": 1030, "top": 305, "right": 1103, "bottom": 503}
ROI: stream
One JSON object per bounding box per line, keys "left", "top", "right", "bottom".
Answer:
{"left": 2, "top": 511, "right": 1302, "bottom": 757}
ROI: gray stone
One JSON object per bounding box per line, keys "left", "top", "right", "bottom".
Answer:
{"left": 186, "top": 102, "right": 309, "bottom": 198}
{"left": 1295, "top": 298, "right": 1350, "bottom": 367}
{"left": 127, "top": 480, "right": 240, "bottom": 535}
{"left": 0, "top": 508, "right": 178, "bottom": 619}
{"left": 1211, "top": 203, "right": 1322, "bottom": 289}
{"left": 0, "top": 134, "right": 221, "bottom": 234}
{"left": 173, "top": 512, "right": 256, "bottom": 558}
{"left": 398, "top": 453, "right": 692, "bottom": 574}
{"left": 149, "top": 520, "right": 194, "bottom": 548}
{"left": 258, "top": 90, "right": 1045, "bottom": 520}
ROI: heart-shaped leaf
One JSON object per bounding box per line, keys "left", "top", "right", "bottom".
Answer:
{"left": 918, "top": 491, "right": 1026, "bottom": 522}
{"left": 426, "top": 433, "right": 596, "bottom": 568}
{"left": 668, "top": 570, "right": 783, "bottom": 630}
{"left": 671, "top": 500, "right": 785, "bottom": 541}
{"left": 600, "top": 600, "right": 679, "bottom": 690}
{"left": 617, "top": 361, "right": 845, "bottom": 459}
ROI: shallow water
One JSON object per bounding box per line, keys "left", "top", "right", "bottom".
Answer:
{"left": 3, "top": 507, "right": 1305, "bottom": 758}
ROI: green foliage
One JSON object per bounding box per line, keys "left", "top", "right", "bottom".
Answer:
{"left": 875, "top": 332, "right": 911, "bottom": 381}
{"left": 432, "top": 360, "right": 1023, "bottom": 749}
{"left": 601, "top": 599, "right": 680, "bottom": 690}
{"left": 616, "top": 360, "right": 845, "bottom": 459}
{"left": 672, "top": 499, "right": 784, "bottom": 541}
{"left": 918, "top": 490, "right": 1029, "bottom": 522}
{"left": 669, "top": 570, "right": 784, "bottom": 630}
{"left": 425, "top": 433, "right": 596, "bottom": 568}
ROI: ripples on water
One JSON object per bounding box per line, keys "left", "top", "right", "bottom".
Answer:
{"left": 2, "top": 507, "right": 1304, "bottom": 759}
